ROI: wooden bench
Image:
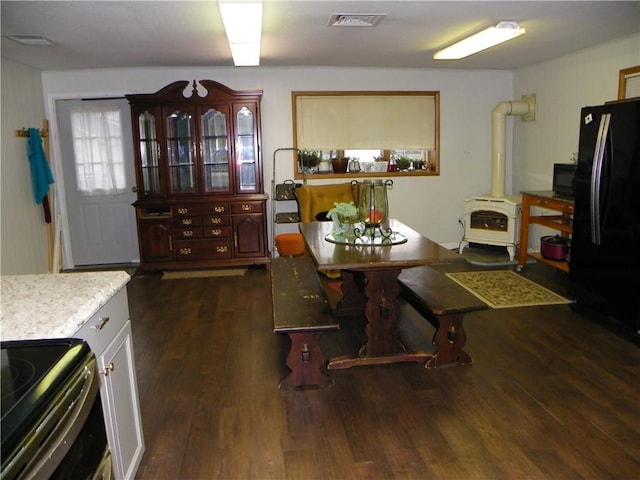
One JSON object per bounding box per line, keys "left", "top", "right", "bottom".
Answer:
{"left": 398, "top": 265, "right": 489, "bottom": 368}
{"left": 271, "top": 254, "right": 339, "bottom": 389}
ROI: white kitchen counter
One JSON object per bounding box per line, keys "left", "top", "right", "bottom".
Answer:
{"left": 0, "top": 271, "right": 130, "bottom": 341}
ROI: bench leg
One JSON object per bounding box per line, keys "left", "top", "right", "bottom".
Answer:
{"left": 279, "top": 331, "right": 332, "bottom": 389}
{"left": 426, "top": 313, "right": 472, "bottom": 369}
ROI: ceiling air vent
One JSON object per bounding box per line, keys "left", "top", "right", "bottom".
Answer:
{"left": 3, "top": 35, "right": 54, "bottom": 46}
{"left": 328, "top": 14, "right": 386, "bottom": 27}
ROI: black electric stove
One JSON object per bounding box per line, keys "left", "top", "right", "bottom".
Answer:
{"left": 1, "top": 338, "right": 92, "bottom": 463}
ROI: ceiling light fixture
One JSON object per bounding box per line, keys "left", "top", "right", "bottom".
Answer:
{"left": 219, "top": 1, "right": 263, "bottom": 66}
{"left": 433, "top": 21, "right": 525, "bottom": 60}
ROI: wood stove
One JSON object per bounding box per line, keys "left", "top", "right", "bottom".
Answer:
{"left": 458, "top": 98, "right": 534, "bottom": 261}
{"left": 459, "top": 195, "right": 522, "bottom": 260}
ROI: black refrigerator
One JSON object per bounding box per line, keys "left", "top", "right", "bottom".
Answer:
{"left": 569, "top": 98, "right": 640, "bottom": 343}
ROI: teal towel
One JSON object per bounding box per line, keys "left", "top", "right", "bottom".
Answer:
{"left": 28, "top": 128, "right": 54, "bottom": 204}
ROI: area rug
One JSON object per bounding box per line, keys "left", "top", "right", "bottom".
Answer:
{"left": 162, "top": 268, "right": 246, "bottom": 280}
{"left": 444, "top": 270, "right": 571, "bottom": 309}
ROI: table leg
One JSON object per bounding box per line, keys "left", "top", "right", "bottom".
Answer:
{"left": 360, "top": 269, "right": 402, "bottom": 354}
{"left": 517, "top": 194, "right": 532, "bottom": 271}
{"left": 328, "top": 268, "right": 432, "bottom": 369}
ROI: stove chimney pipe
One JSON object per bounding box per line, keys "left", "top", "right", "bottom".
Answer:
{"left": 491, "top": 100, "right": 532, "bottom": 197}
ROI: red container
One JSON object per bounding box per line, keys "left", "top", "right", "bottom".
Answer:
{"left": 540, "top": 235, "right": 568, "bottom": 261}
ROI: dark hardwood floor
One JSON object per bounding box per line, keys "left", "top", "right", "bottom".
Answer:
{"left": 127, "top": 260, "right": 640, "bottom": 480}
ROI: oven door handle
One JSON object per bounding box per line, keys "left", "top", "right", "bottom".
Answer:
{"left": 21, "top": 357, "right": 100, "bottom": 480}
{"left": 91, "top": 446, "right": 112, "bottom": 480}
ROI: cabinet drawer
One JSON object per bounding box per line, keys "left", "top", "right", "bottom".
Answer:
{"left": 203, "top": 226, "right": 232, "bottom": 238}
{"left": 173, "top": 216, "right": 202, "bottom": 227}
{"left": 74, "top": 288, "right": 129, "bottom": 357}
{"left": 174, "top": 228, "right": 203, "bottom": 239}
{"left": 175, "top": 239, "right": 233, "bottom": 260}
{"left": 231, "top": 202, "right": 263, "bottom": 214}
{"left": 174, "top": 204, "right": 229, "bottom": 216}
{"left": 203, "top": 215, "right": 230, "bottom": 226}
{"left": 529, "top": 196, "right": 575, "bottom": 214}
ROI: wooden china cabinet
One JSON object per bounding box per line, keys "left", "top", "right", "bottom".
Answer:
{"left": 126, "top": 80, "right": 269, "bottom": 271}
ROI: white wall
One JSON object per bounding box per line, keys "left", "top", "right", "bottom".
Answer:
{"left": 513, "top": 33, "right": 640, "bottom": 192}
{"left": 4, "top": 33, "right": 636, "bottom": 271}
{"left": 512, "top": 33, "right": 640, "bottom": 249}
{"left": 41, "top": 66, "right": 512, "bottom": 251}
{"left": 1, "top": 59, "right": 50, "bottom": 274}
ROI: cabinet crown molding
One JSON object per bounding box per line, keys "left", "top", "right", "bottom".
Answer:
{"left": 126, "top": 79, "right": 263, "bottom": 103}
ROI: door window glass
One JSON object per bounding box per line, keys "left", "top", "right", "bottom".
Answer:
{"left": 70, "top": 106, "right": 126, "bottom": 195}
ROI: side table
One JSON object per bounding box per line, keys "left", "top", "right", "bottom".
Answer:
{"left": 517, "top": 191, "right": 574, "bottom": 272}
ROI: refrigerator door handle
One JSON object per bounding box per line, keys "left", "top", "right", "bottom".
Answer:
{"left": 590, "top": 113, "right": 610, "bottom": 245}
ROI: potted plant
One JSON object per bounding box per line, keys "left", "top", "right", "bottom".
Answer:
{"left": 327, "top": 201, "right": 359, "bottom": 240}
{"left": 298, "top": 150, "right": 320, "bottom": 173}
{"left": 331, "top": 157, "right": 350, "bottom": 173}
{"left": 396, "top": 156, "right": 412, "bottom": 171}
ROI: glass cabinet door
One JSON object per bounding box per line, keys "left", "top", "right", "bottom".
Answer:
{"left": 165, "top": 108, "right": 196, "bottom": 194}
{"left": 137, "top": 110, "right": 162, "bottom": 196}
{"left": 235, "top": 105, "right": 259, "bottom": 192}
{"left": 201, "top": 107, "right": 230, "bottom": 193}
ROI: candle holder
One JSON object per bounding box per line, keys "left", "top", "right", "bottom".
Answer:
{"left": 355, "top": 179, "right": 393, "bottom": 243}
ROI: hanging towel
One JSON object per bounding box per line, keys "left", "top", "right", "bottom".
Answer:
{"left": 28, "top": 128, "right": 55, "bottom": 222}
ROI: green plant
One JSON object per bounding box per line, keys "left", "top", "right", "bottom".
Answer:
{"left": 327, "top": 201, "right": 358, "bottom": 223}
{"left": 396, "top": 156, "right": 412, "bottom": 170}
{"left": 298, "top": 150, "right": 320, "bottom": 167}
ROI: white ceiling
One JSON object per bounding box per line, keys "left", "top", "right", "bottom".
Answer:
{"left": 1, "top": 1, "right": 639, "bottom": 72}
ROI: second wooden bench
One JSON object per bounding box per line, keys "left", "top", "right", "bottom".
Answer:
{"left": 271, "top": 254, "right": 339, "bottom": 389}
{"left": 398, "top": 265, "right": 488, "bottom": 368}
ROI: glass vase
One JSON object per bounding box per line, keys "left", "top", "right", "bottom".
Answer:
{"left": 358, "top": 179, "right": 393, "bottom": 228}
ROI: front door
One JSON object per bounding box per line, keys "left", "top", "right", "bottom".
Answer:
{"left": 56, "top": 98, "right": 139, "bottom": 266}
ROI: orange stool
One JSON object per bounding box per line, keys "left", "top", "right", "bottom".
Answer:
{"left": 275, "top": 233, "right": 306, "bottom": 257}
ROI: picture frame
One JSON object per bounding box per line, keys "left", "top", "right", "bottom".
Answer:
{"left": 618, "top": 66, "right": 640, "bottom": 100}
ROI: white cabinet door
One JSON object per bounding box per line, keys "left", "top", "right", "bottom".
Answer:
{"left": 76, "top": 287, "right": 145, "bottom": 480}
{"left": 98, "top": 320, "right": 145, "bottom": 480}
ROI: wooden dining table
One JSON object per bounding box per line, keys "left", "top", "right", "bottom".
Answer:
{"left": 299, "top": 219, "right": 465, "bottom": 369}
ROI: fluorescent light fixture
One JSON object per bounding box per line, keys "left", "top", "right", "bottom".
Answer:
{"left": 434, "top": 21, "right": 525, "bottom": 60}
{"left": 219, "top": 1, "right": 263, "bottom": 66}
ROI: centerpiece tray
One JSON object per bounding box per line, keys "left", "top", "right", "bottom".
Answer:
{"left": 325, "top": 231, "right": 407, "bottom": 246}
